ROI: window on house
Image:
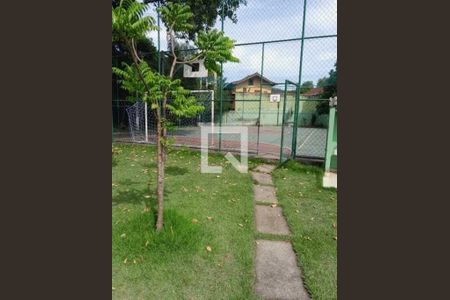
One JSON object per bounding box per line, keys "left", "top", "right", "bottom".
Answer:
{"left": 248, "top": 79, "right": 254, "bottom": 86}
{"left": 191, "top": 63, "right": 200, "bottom": 72}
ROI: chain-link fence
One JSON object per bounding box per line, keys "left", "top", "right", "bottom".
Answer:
{"left": 112, "top": 0, "right": 337, "bottom": 163}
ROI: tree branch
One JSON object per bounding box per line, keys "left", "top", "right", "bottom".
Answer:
{"left": 176, "top": 52, "right": 203, "bottom": 64}
{"left": 131, "top": 38, "right": 143, "bottom": 63}
{"left": 125, "top": 39, "right": 151, "bottom": 99}
{"left": 168, "top": 26, "right": 178, "bottom": 78}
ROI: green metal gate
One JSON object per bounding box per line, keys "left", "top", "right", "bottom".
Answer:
{"left": 279, "top": 80, "right": 300, "bottom": 163}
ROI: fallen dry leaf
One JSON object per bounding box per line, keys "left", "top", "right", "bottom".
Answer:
{"left": 192, "top": 218, "right": 199, "bottom": 224}
{"left": 207, "top": 216, "right": 213, "bottom": 220}
{"left": 120, "top": 233, "right": 126, "bottom": 238}
{"left": 270, "top": 204, "right": 277, "bottom": 208}
{"left": 123, "top": 258, "right": 128, "bottom": 264}
{"left": 206, "top": 246, "right": 212, "bottom": 252}
{"left": 238, "top": 223, "right": 244, "bottom": 227}
{"left": 144, "top": 195, "right": 151, "bottom": 199}
{"left": 333, "top": 236, "right": 337, "bottom": 240}
{"left": 332, "top": 223, "right": 336, "bottom": 228}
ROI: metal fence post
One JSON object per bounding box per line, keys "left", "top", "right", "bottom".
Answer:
{"left": 292, "top": 0, "right": 308, "bottom": 158}
{"left": 291, "top": 87, "right": 300, "bottom": 155}
{"left": 279, "top": 80, "right": 289, "bottom": 162}
{"left": 256, "top": 42, "right": 265, "bottom": 155}
{"left": 325, "top": 106, "right": 336, "bottom": 171}
{"left": 218, "top": 3, "right": 225, "bottom": 152}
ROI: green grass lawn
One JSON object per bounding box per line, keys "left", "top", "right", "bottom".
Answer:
{"left": 272, "top": 161, "right": 337, "bottom": 300}
{"left": 112, "top": 143, "right": 258, "bottom": 299}
{"left": 112, "top": 143, "right": 337, "bottom": 299}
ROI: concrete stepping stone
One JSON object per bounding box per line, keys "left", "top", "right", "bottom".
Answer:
{"left": 255, "top": 240, "right": 310, "bottom": 300}
{"left": 255, "top": 205, "right": 290, "bottom": 235}
{"left": 323, "top": 171, "right": 337, "bottom": 188}
{"left": 253, "top": 185, "right": 277, "bottom": 203}
{"left": 254, "top": 164, "right": 276, "bottom": 174}
{"left": 251, "top": 171, "right": 273, "bottom": 186}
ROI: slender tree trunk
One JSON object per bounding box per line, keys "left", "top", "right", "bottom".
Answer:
{"left": 157, "top": 48, "right": 170, "bottom": 231}
{"left": 155, "top": 106, "right": 165, "bottom": 231}
{"left": 123, "top": 38, "right": 166, "bottom": 232}
{"left": 126, "top": 39, "right": 152, "bottom": 99}
{"left": 169, "top": 29, "right": 177, "bottom": 79}
{"left": 170, "top": 60, "right": 177, "bottom": 79}
{"left": 157, "top": 92, "right": 170, "bottom": 230}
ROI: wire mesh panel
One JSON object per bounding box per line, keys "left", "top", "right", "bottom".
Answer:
{"left": 220, "top": 43, "right": 263, "bottom": 155}
{"left": 296, "top": 99, "right": 329, "bottom": 158}
{"left": 112, "top": 0, "right": 337, "bottom": 164}
{"left": 220, "top": 0, "right": 305, "bottom": 44}
{"left": 304, "top": 0, "right": 337, "bottom": 37}
{"left": 167, "top": 90, "right": 216, "bottom": 149}
{"left": 295, "top": 36, "right": 336, "bottom": 159}
{"left": 220, "top": 97, "right": 260, "bottom": 155}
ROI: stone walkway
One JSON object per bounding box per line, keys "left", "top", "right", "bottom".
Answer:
{"left": 252, "top": 164, "right": 310, "bottom": 300}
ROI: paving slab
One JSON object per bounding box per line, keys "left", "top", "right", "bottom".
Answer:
{"left": 253, "top": 185, "right": 277, "bottom": 203}
{"left": 251, "top": 171, "right": 273, "bottom": 186}
{"left": 255, "top": 205, "right": 290, "bottom": 235}
{"left": 254, "top": 164, "right": 276, "bottom": 174}
{"left": 255, "top": 240, "right": 310, "bottom": 300}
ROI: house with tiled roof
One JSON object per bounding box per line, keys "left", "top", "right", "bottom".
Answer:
{"left": 301, "top": 87, "right": 324, "bottom": 99}
{"left": 226, "top": 72, "right": 276, "bottom": 94}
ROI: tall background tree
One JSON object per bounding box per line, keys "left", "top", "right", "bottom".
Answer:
{"left": 316, "top": 62, "right": 337, "bottom": 115}
{"left": 322, "top": 62, "right": 337, "bottom": 99}
{"left": 300, "top": 81, "right": 314, "bottom": 93}
{"left": 316, "top": 77, "right": 327, "bottom": 88}
{"left": 145, "top": 0, "right": 247, "bottom": 39}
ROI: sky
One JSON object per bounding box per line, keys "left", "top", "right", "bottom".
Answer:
{"left": 145, "top": 0, "right": 337, "bottom": 85}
